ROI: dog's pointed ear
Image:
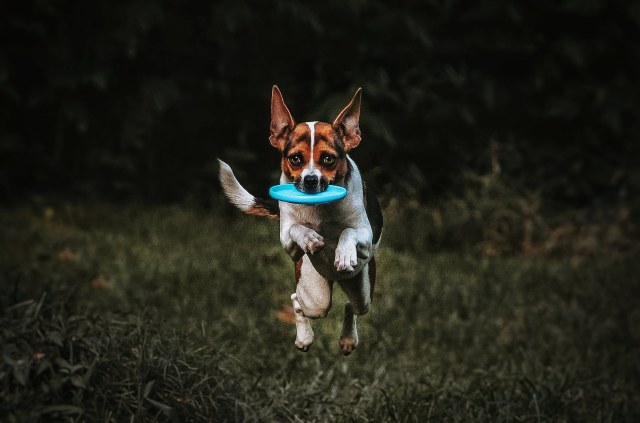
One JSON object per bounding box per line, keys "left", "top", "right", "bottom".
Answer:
{"left": 270, "top": 85, "right": 295, "bottom": 149}
{"left": 332, "top": 87, "right": 362, "bottom": 152}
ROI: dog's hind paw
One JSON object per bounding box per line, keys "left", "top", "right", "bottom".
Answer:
{"left": 295, "top": 328, "right": 314, "bottom": 352}
{"left": 295, "top": 338, "right": 313, "bottom": 352}
{"left": 339, "top": 335, "right": 358, "bottom": 356}
{"left": 292, "top": 293, "right": 314, "bottom": 352}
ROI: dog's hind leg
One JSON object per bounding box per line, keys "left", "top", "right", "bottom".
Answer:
{"left": 339, "top": 303, "right": 359, "bottom": 355}
{"left": 292, "top": 256, "right": 332, "bottom": 352}
{"left": 291, "top": 293, "right": 314, "bottom": 351}
{"left": 337, "top": 257, "right": 375, "bottom": 355}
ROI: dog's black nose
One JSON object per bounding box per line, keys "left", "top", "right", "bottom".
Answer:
{"left": 303, "top": 175, "right": 319, "bottom": 190}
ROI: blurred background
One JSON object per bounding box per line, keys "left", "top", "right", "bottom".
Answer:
{"left": 1, "top": 0, "right": 638, "bottom": 210}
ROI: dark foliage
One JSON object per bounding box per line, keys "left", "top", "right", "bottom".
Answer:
{"left": 1, "top": 295, "right": 249, "bottom": 421}
{"left": 1, "top": 1, "right": 639, "bottom": 205}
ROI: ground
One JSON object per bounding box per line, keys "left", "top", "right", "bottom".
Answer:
{"left": 1, "top": 200, "right": 639, "bottom": 422}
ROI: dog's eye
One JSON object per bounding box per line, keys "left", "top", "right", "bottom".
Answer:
{"left": 322, "top": 155, "right": 336, "bottom": 167}
{"left": 288, "top": 154, "right": 303, "bottom": 166}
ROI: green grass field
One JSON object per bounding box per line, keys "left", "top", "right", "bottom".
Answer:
{"left": 1, "top": 199, "right": 639, "bottom": 422}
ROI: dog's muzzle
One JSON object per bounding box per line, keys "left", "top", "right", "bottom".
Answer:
{"left": 296, "top": 174, "right": 328, "bottom": 194}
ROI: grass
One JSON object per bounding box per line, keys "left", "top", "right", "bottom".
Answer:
{"left": 1, "top": 198, "right": 639, "bottom": 422}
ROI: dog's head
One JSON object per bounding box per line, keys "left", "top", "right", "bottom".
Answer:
{"left": 269, "top": 86, "right": 362, "bottom": 194}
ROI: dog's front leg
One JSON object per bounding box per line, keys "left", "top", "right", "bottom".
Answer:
{"left": 281, "top": 222, "right": 325, "bottom": 261}
{"left": 335, "top": 227, "right": 372, "bottom": 272}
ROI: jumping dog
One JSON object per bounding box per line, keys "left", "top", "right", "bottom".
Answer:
{"left": 218, "top": 86, "right": 383, "bottom": 355}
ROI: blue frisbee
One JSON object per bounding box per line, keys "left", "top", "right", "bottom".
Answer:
{"left": 269, "top": 184, "right": 347, "bottom": 205}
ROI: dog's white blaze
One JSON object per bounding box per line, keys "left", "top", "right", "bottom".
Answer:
{"left": 305, "top": 121, "right": 317, "bottom": 170}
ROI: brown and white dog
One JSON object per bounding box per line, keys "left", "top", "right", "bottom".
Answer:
{"left": 218, "top": 86, "right": 383, "bottom": 355}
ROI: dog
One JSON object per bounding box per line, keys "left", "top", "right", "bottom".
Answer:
{"left": 218, "top": 86, "right": 383, "bottom": 355}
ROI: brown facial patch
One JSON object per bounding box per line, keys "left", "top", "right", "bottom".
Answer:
{"left": 313, "top": 122, "right": 348, "bottom": 184}
{"left": 280, "top": 122, "right": 349, "bottom": 187}
{"left": 281, "top": 124, "right": 313, "bottom": 183}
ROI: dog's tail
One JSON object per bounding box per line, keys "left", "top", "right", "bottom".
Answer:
{"left": 218, "top": 159, "right": 279, "bottom": 219}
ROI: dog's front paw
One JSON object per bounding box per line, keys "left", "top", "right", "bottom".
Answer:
{"left": 335, "top": 244, "right": 358, "bottom": 273}
{"left": 300, "top": 230, "right": 324, "bottom": 255}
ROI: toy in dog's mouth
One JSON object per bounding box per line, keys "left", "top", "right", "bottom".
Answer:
{"left": 269, "top": 183, "right": 347, "bottom": 205}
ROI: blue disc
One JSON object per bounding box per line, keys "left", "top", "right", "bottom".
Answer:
{"left": 269, "top": 184, "right": 347, "bottom": 204}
